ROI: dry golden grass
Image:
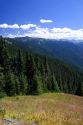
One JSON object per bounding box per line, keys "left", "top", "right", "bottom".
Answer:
{"left": 0, "top": 93, "right": 83, "bottom": 125}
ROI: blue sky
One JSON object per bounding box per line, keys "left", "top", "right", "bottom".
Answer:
{"left": 0, "top": 0, "right": 83, "bottom": 39}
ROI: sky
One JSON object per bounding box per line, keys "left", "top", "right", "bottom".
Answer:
{"left": 0, "top": 0, "right": 83, "bottom": 40}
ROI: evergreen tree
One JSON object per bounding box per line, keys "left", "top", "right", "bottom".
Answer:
{"left": 26, "top": 54, "right": 38, "bottom": 94}
{"left": 5, "top": 70, "right": 15, "bottom": 96}
{"left": 16, "top": 49, "right": 23, "bottom": 75}
{"left": 76, "top": 82, "right": 83, "bottom": 96}
{"left": 51, "top": 74, "right": 59, "bottom": 92}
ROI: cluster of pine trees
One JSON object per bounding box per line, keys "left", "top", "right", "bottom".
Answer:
{"left": 0, "top": 37, "right": 83, "bottom": 97}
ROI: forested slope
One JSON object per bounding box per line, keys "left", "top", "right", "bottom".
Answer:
{"left": 0, "top": 37, "right": 83, "bottom": 96}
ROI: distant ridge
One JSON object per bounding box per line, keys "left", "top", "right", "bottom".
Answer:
{"left": 6, "top": 36, "right": 83, "bottom": 71}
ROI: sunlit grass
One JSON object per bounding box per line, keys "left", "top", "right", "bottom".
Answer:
{"left": 0, "top": 93, "right": 83, "bottom": 125}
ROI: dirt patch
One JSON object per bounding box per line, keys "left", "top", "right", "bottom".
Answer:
{"left": 1, "top": 118, "right": 24, "bottom": 125}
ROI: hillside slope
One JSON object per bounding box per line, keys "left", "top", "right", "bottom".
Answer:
{"left": 0, "top": 37, "right": 83, "bottom": 96}
{"left": 0, "top": 37, "right": 83, "bottom": 125}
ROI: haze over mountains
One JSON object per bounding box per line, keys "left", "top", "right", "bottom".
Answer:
{"left": 6, "top": 36, "right": 83, "bottom": 71}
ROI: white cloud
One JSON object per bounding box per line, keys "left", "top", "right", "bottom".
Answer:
{"left": 0, "top": 24, "right": 19, "bottom": 28}
{"left": 20, "top": 24, "right": 37, "bottom": 30}
{"left": 23, "top": 27, "right": 83, "bottom": 40}
{"left": 0, "top": 24, "right": 8, "bottom": 28}
{"left": 0, "top": 23, "right": 37, "bottom": 30}
{"left": 51, "top": 27, "right": 72, "bottom": 33}
{"left": 9, "top": 24, "right": 19, "bottom": 28}
{"left": 40, "top": 19, "right": 53, "bottom": 23}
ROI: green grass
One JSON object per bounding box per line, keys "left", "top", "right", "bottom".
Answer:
{"left": 0, "top": 93, "right": 83, "bottom": 125}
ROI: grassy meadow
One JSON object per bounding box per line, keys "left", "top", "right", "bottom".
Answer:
{"left": 0, "top": 93, "right": 83, "bottom": 125}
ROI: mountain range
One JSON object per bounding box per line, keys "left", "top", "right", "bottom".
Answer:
{"left": 6, "top": 37, "right": 83, "bottom": 71}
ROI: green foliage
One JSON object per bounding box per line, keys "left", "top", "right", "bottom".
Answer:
{"left": 5, "top": 71, "right": 16, "bottom": 96}
{"left": 0, "top": 37, "right": 83, "bottom": 96}
{"left": 0, "top": 91, "right": 6, "bottom": 98}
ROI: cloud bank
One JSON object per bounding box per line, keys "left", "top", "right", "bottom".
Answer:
{"left": 24, "top": 27, "right": 83, "bottom": 40}
{"left": 0, "top": 23, "right": 83, "bottom": 40}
